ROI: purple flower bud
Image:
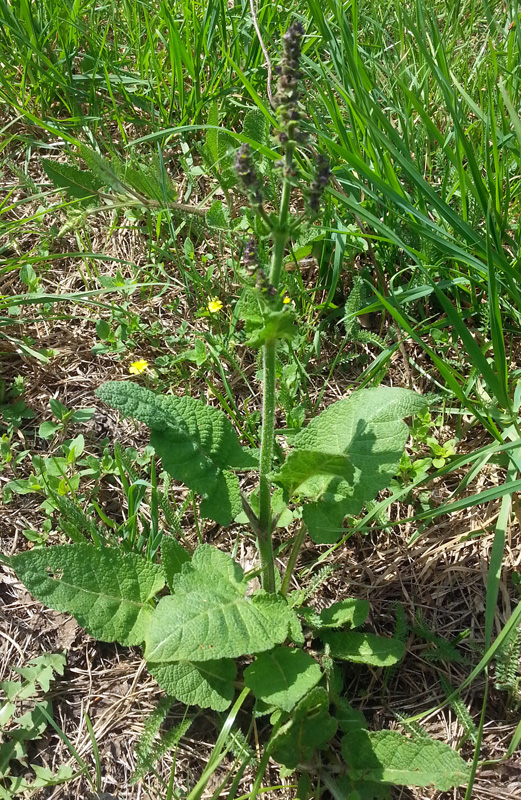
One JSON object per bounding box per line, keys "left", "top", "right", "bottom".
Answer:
{"left": 234, "top": 143, "right": 263, "bottom": 204}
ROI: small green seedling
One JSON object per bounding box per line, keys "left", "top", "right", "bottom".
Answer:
{"left": 0, "top": 653, "right": 75, "bottom": 799}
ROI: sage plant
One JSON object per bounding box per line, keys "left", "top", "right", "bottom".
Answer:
{"left": 9, "top": 22, "right": 471, "bottom": 798}
{"left": 235, "top": 21, "right": 331, "bottom": 592}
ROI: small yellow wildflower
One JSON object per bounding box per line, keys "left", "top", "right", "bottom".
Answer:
{"left": 129, "top": 359, "right": 149, "bottom": 374}
{"left": 207, "top": 297, "right": 223, "bottom": 314}
{"left": 283, "top": 296, "right": 291, "bottom": 304}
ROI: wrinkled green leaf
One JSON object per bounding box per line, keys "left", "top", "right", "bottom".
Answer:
{"left": 335, "top": 697, "right": 368, "bottom": 733}
{"left": 96, "top": 382, "right": 255, "bottom": 525}
{"left": 341, "top": 729, "right": 470, "bottom": 790}
{"left": 271, "top": 388, "right": 431, "bottom": 543}
{"left": 42, "top": 159, "right": 102, "bottom": 205}
{"left": 145, "top": 545, "right": 300, "bottom": 663}
{"left": 319, "top": 599, "right": 370, "bottom": 629}
{"left": 161, "top": 538, "right": 191, "bottom": 591}
{"left": 244, "top": 647, "right": 322, "bottom": 712}
{"left": 11, "top": 544, "right": 165, "bottom": 646}
{"left": 271, "top": 687, "right": 337, "bottom": 768}
{"left": 321, "top": 631, "right": 405, "bottom": 666}
{"left": 206, "top": 200, "right": 230, "bottom": 229}
{"left": 245, "top": 308, "right": 296, "bottom": 348}
{"left": 243, "top": 109, "right": 267, "bottom": 150}
{"left": 148, "top": 659, "right": 236, "bottom": 711}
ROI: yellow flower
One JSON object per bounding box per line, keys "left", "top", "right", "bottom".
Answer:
{"left": 283, "top": 296, "right": 291, "bottom": 304}
{"left": 129, "top": 359, "right": 149, "bottom": 374}
{"left": 207, "top": 297, "right": 223, "bottom": 314}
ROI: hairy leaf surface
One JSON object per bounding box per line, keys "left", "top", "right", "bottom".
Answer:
{"left": 244, "top": 647, "right": 322, "bottom": 712}
{"left": 145, "top": 545, "right": 300, "bottom": 662}
{"left": 96, "top": 382, "right": 256, "bottom": 525}
{"left": 148, "top": 659, "right": 236, "bottom": 711}
{"left": 321, "top": 632, "right": 405, "bottom": 666}
{"left": 271, "top": 388, "right": 430, "bottom": 543}
{"left": 341, "top": 729, "right": 470, "bottom": 789}
{"left": 319, "top": 599, "right": 370, "bottom": 628}
{"left": 11, "top": 545, "right": 165, "bottom": 646}
{"left": 161, "top": 538, "right": 191, "bottom": 591}
{"left": 271, "top": 687, "right": 337, "bottom": 769}
{"left": 42, "top": 159, "right": 103, "bottom": 205}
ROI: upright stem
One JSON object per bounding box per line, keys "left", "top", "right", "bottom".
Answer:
{"left": 257, "top": 149, "right": 293, "bottom": 593}
{"left": 257, "top": 338, "right": 277, "bottom": 593}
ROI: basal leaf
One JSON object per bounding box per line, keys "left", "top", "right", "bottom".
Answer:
{"left": 321, "top": 632, "right": 405, "bottom": 666}
{"left": 197, "top": 466, "right": 242, "bottom": 525}
{"left": 244, "top": 647, "right": 322, "bottom": 712}
{"left": 271, "top": 687, "right": 338, "bottom": 769}
{"left": 302, "top": 501, "right": 348, "bottom": 545}
{"left": 96, "top": 382, "right": 253, "bottom": 525}
{"left": 335, "top": 697, "right": 368, "bottom": 733}
{"left": 11, "top": 544, "right": 165, "bottom": 646}
{"left": 341, "top": 729, "right": 470, "bottom": 790}
{"left": 271, "top": 388, "right": 431, "bottom": 543}
{"left": 79, "top": 144, "right": 126, "bottom": 192}
{"left": 319, "top": 599, "right": 370, "bottom": 629}
{"left": 148, "top": 659, "right": 236, "bottom": 712}
{"left": 144, "top": 545, "right": 300, "bottom": 663}
{"left": 161, "top": 538, "right": 191, "bottom": 591}
{"left": 42, "top": 159, "right": 102, "bottom": 205}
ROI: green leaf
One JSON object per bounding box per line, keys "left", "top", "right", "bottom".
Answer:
{"left": 321, "top": 632, "right": 405, "bottom": 666}
{"left": 96, "top": 382, "right": 253, "bottom": 525}
{"left": 38, "top": 421, "right": 60, "bottom": 439}
{"left": 161, "top": 538, "right": 191, "bottom": 591}
{"left": 79, "top": 144, "right": 126, "bottom": 193}
{"left": 144, "top": 545, "right": 300, "bottom": 662}
{"left": 244, "top": 647, "right": 322, "bottom": 712}
{"left": 245, "top": 308, "right": 296, "bottom": 348}
{"left": 319, "top": 599, "right": 370, "bottom": 629}
{"left": 30, "top": 763, "right": 76, "bottom": 788}
{"left": 243, "top": 109, "right": 267, "bottom": 149}
{"left": 11, "top": 544, "right": 165, "bottom": 646}
{"left": 271, "top": 687, "right": 337, "bottom": 769}
{"left": 13, "top": 653, "right": 66, "bottom": 693}
{"left": 148, "top": 659, "right": 236, "bottom": 712}
{"left": 10, "top": 701, "right": 51, "bottom": 741}
{"left": 271, "top": 388, "right": 431, "bottom": 543}
{"left": 335, "top": 697, "right": 368, "bottom": 733}
{"left": 42, "top": 159, "right": 102, "bottom": 205}
{"left": 196, "top": 466, "right": 241, "bottom": 524}
{"left": 206, "top": 200, "right": 230, "bottom": 230}
{"left": 341, "top": 729, "right": 470, "bottom": 790}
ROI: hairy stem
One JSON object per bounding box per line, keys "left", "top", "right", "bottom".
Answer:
{"left": 257, "top": 148, "right": 294, "bottom": 593}
{"left": 258, "top": 339, "right": 277, "bottom": 593}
